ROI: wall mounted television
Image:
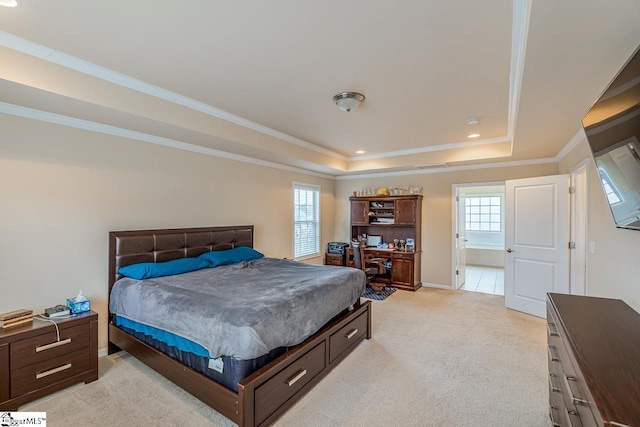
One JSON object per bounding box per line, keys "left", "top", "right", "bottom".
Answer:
{"left": 582, "top": 45, "right": 640, "bottom": 231}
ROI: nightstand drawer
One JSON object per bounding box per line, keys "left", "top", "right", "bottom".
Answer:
{"left": 10, "top": 323, "right": 90, "bottom": 370}
{"left": 392, "top": 252, "right": 414, "bottom": 260}
{"left": 325, "top": 253, "right": 343, "bottom": 266}
{"left": 11, "top": 349, "right": 91, "bottom": 398}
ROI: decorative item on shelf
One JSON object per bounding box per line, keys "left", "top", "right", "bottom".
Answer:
{"left": 376, "top": 187, "right": 389, "bottom": 196}
{"left": 406, "top": 238, "right": 415, "bottom": 252}
{"left": 399, "top": 239, "right": 406, "bottom": 251}
{"left": 353, "top": 191, "right": 358, "bottom": 197}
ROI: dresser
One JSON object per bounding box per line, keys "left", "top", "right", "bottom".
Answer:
{"left": 0, "top": 311, "right": 98, "bottom": 410}
{"left": 546, "top": 293, "right": 640, "bottom": 427}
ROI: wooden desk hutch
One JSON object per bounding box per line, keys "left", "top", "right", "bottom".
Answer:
{"left": 347, "top": 194, "right": 422, "bottom": 291}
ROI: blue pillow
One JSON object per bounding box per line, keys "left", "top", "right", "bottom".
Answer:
{"left": 198, "top": 246, "right": 264, "bottom": 267}
{"left": 118, "top": 257, "right": 209, "bottom": 280}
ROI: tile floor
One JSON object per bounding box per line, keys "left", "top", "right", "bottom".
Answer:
{"left": 460, "top": 265, "right": 504, "bottom": 296}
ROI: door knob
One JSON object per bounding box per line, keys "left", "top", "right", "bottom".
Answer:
{"left": 506, "top": 248, "right": 515, "bottom": 253}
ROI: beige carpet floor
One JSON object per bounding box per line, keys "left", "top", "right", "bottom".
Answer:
{"left": 22, "top": 288, "right": 551, "bottom": 426}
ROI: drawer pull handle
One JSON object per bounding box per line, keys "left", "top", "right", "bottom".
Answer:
{"left": 563, "top": 374, "right": 588, "bottom": 405}
{"left": 36, "top": 338, "right": 72, "bottom": 352}
{"left": 547, "top": 322, "right": 559, "bottom": 337}
{"left": 286, "top": 369, "right": 307, "bottom": 387}
{"left": 564, "top": 408, "right": 575, "bottom": 427}
{"left": 346, "top": 329, "right": 359, "bottom": 339}
{"left": 547, "top": 345, "right": 560, "bottom": 362}
{"left": 36, "top": 363, "right": 72, "bottom": 379}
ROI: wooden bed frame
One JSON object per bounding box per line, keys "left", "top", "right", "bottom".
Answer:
{"left": 108, "top": 225, "right": 371, "bottom": 427}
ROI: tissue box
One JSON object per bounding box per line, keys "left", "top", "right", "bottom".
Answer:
{"left": 66, "top": 298, "right": 90, "bottom": 315}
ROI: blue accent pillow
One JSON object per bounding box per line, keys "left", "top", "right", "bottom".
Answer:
{"left": 118, "top": 257, "right": 209, "bottom": 280}
{"left": 198, "top": 246, "right": 264, "bottom": 268}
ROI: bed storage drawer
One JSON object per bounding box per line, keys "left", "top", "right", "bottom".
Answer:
{"left": 10, "top": 324, "right": 90, "bottom": 370}
{"left": 10, "top": 349, "right": 91, "bottom": 398}
{"left": 254, "top": 341, "right": 326, "bottom": 425}
{"left": 329, "top": 311, "right": 368, "bottom": 363}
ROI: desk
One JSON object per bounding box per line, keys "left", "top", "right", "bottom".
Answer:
{"left": 344, "top": 247, "right": 421, "bottom": 291}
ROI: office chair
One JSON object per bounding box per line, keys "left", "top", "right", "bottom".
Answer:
{"left": 351, "top": 241, "right": 387, "bottom": 292}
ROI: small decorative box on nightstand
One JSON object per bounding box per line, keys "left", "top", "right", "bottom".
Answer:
{"left": 0, "top": 310, "right": 98, "bottom": 410}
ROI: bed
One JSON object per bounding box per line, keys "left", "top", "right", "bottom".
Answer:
{"left": 108, "top": 225, "right": 372, "bottom": 426}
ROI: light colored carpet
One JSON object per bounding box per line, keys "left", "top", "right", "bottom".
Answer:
{"left": 22, "top": 288, "right": 551, "bottom": 426}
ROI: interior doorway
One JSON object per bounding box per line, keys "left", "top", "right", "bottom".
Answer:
{"left": 452, "top": 182, "right": 506, "bottom": 296}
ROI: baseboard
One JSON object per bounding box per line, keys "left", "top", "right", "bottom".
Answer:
{"left": 421, "top": 282, "right": 452, "bottom": 290}
{"left": 98, "top": 347, "right": 109, "bottom": 358}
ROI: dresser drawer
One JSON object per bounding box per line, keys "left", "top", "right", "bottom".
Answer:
{"left": 254, "top": 341, "right": 326, "bottom": 425}
{"left": 392, "top": 252, "right": 413, "bottom": 260}
{"left": 10, "top": 324, "right": 90, "bottom": 370}
{"left": 329, "top": 312, "right": 368, "bottom": 363}
{"left": 11, "top": 349, "right": 91, "bottom": 398}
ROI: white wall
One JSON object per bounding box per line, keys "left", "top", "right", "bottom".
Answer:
{"left": 466, "top": 248, "right": 505, "bottom": 267}
{"left": 0, "top": 114, "right": 335, "bottom": 351}
{"left": 559, "top": 136, "right": 640, "bottom": 312}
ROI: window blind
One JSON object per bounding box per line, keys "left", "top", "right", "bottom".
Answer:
{"left": 293, "top": 183, "right": 320, "bottom": 258}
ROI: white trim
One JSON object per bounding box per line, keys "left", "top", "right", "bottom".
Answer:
{"left": 98, "top": 347, "right": 108, "bottom": 358}
{"left": 555, "top": 129, "right": 586, "bottom": 162}
{"left": 451, "top": 185, "right": 461, "bottom": 291}
{"left": 336, "top": 158, "right": 557, "bottom": 180}
{"left": 292, "top": 182, "right": 322, "bottom": 260}
{"left": 0, "top": 102, "right": 335, "bottom": 179}
{"left": 420, "top": 282, "right": 451, "bottom": 290}
{"left": 569, "top": 158, "right": 590, "bottom": 296}
{"left": 348, "top": 136, "right": 510, "bottom": 161}
{"left": 508, "top": 0, "right": 532, "bottom": 141}
{"left": 0, "top": 30, "right": 347, "bottom": 161}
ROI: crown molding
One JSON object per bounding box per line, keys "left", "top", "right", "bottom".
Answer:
{"left": 0, "top": 30, "right": 347, "bottom": 161}
{"left": 554, "top": 128, "right": 586, "bottom": 162}
{"left": 336, "top": 157, "right": 557, "bottom": 180}
{"left": 0, "top": 102, "right": 335, "bottom": 179}
{"left": 347, "top": 136, "right": 511, "bottom": 161}
{"left": 508, "top": 0, "right": 532, "bottom": 141}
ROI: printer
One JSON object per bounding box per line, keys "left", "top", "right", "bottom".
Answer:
{"left": 327, "top": 242, "right": 349, "bottom": 255}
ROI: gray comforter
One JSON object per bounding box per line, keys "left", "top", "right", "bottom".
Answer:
{"left": 109, "top": 258, "right": 366, "bottom": 360}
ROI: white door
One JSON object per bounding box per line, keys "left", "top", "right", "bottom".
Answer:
{"left": 456, "top": 194, "right": 467, "bottom": 289}
{"left": 505, "top": 175, "right": 570, "bottom": 317}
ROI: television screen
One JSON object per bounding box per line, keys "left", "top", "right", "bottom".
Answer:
{"left": 582, "top": 45, "right": 640, "bottom": 231}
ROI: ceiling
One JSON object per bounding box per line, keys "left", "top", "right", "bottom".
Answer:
{"left": 0, "top": 0, "right": 639, "bottom": 177}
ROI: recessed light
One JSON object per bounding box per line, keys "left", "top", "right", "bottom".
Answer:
{"left": 356, "top": 150, "right": 365, "bottom": 154}
{"left": 468, "top": 133, "right": 480, "bottom": 138}
{"left": 0, "top": 0, "right": 19, "bottom": 7}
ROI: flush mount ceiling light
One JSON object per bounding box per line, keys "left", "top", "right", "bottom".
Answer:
{"left": 0, "top": 0, "right": 19, "bottom": 7}
{"left": 466, "top": 117, "right": 479, "bottom": 125}
{"left": 356, "top": 150, "right": 365, "bottom": 154}
{"left": 332, "top": 92, "right": 365, "bottom": 112}
{"left": 468, "top": 133, "right": 481, "bottom": 138}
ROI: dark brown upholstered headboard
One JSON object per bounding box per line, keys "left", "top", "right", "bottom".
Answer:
{"left": 108, "top": 225, "right": 254, "bottom": 301}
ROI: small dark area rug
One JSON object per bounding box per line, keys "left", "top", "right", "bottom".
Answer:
{"left": 362, "top": 286, "right": 397, "bottom": 301}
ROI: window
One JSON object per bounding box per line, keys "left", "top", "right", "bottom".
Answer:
{"left": 598, "top": 167, "right": 623, "bottom": 205}
{"left": 293, "top": 183, "right": 320, "bottom": 259}
{"left": 465, "top": 196, "right": 502, "bottom": 232}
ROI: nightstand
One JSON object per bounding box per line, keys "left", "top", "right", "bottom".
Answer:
{"left": 325, "top": 252, "right": 344, "bottom": 266}
{"left": 0, "top": 310, "right": 98, "bottom": 410}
